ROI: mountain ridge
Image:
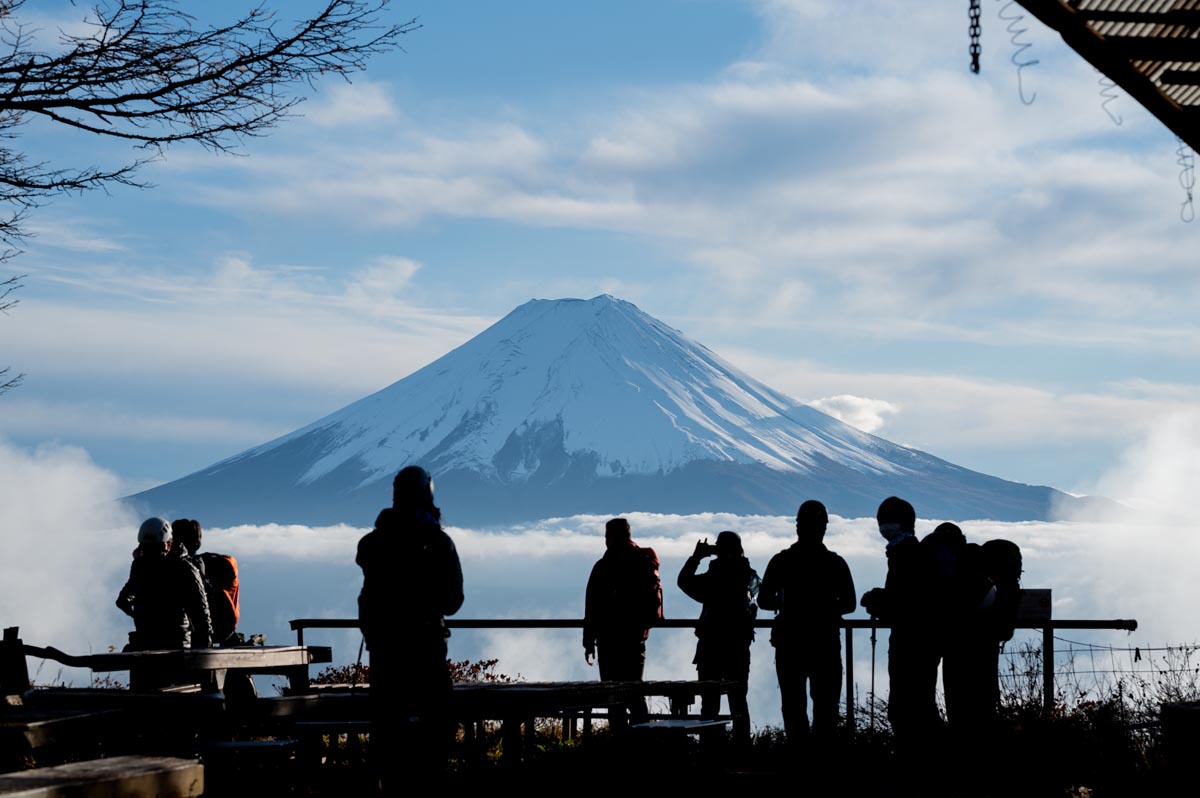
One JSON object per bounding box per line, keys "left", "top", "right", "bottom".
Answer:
{"left": 130, "top": 295, "right": 1086, "bottom": 527}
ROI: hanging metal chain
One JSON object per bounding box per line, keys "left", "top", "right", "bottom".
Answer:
{"left": 969, "top": 0, "right": 982, "bottom": 73}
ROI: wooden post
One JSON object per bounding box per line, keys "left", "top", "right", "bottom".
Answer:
{"left": 1043, "top": 626, "right": 1054, "bottom": 714}
{"left": 845, "top": 626, "right": 855, "bottom": 730}
{"left": 1, "top": 627, "right": 29, "bottom": 697}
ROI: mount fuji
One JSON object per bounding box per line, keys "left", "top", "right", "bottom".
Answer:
{"left": 131, "top": 295, "right": 1086, "bottom": 527}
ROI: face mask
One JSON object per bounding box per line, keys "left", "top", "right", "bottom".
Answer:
{"left": 878, "top": 522, "right": 912, "bottom": 547}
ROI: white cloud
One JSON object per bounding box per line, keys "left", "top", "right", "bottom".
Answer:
{"left": 808, "top": 395, "right": 900, "bottom": 433}
{"left": 722, "top": 348, "right": 1200, "bottom": 454}
{"left": 16, "top": 255, "right": 491, "bottom": 396}
{"left": 303, "top": 80, "right": 398, "bottom": 127}
{"left": 209, "top": 523, "right": 361, "bottom": 561}
{"left": 1076, "top": 410, "right": 1200, "bottom": 518}
{"left": 0, "top": 440, "right": 135, "bottom": 678}
{"left": 0, "top": 398, "right": 285, "bottom": 445}
{"left": 155, "top": 47, "right": 1196, "bottom": 360}
{"left": 25, "top": 220, "right": 126, "bottom": 253}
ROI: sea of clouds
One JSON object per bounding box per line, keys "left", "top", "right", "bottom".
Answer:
{"left": 2, "top": 411, "right": 1198, "bottom": 729}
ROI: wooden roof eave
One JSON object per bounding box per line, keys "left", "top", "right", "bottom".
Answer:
{"left": 1015, "top": 0, "right": 1200, "bottom": 151}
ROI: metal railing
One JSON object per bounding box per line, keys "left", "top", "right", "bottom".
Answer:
{"left": 289, "top": 616, "right": 1138, "bottom": 724}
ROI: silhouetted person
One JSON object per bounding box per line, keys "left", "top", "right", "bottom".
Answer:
{"left": 357, "top": 466, "right": 464, "bottom": 783}
{"left": 948, "top": 537, "right": 1022, "bottom": 739}
{"left": 860, "top": 497, "right": 939, "bottom": 759}
{"left": 677, "top": 530, "right": 760, "bottom": 743}
{"left": 758, "top": 500, "right": 856, "bottom": 740}
{"left": 922, "top": 522, "right": 992, "bottom": 737}
{"left": 116, "top": 517, "right": 212, "bottom": 652}
{"left": 583, "top": 517, "right": 663, "bottom": 727}
{"left": 173, "top": 518, "right": 241, "bottom": 646}
{"left": 978, "top": 538, "right": 1022, "bottom": 707}
{"left": 174, "top": 517, "right": 255, "bottom": 700}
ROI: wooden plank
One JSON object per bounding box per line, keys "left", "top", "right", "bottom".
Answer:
{"left": 23, "top": 689, "right": 225, "bottom": 725}
{"left": 258, "top": 679, "right": 731, "bottom": 726}
{"left": 1104, "top": 36, "right": 1200, "bottom": 63}
{"left": 256, "top": 694, "right": 371, "bottom": 722}
{"left": 1077, "top": 9, "right": 1200, "bottom": 27}
{"left": 23, "top": 645, "right": 332, "bottom": 676}
{"left": 0, "top": 755, "right": 202, "bottom": 797}
{"left": 81, "top": 646, "right": 332, "bottom": 673}
{"left": 0, "top": 709, "right": 121, "bottom": 751}
{"left": 1160, "top": 69, "right": 1200, "bottom": 87}
{"left": 630, "top": 718, "right": 728, "bottom": 732}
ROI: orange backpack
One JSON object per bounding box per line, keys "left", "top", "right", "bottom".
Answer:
{"left": 200, "top": 552, "right": 240, "bottom": 641}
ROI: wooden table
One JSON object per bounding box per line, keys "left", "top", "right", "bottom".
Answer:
{"left": 49, "top": 645, "right": 333, "bottom": 693}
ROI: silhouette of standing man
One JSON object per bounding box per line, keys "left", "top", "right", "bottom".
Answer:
{"left": 583, "top": 518, "right": 663, "bottom": 725}
{"left": 677, "top": 530, "right": 760, "bottom": 743}
{"left": 758, "top": 500, "right": 856, "bottom": 740}
{"left": 860, "top": 496, "right": 939, "bottom": 756}
{"left": 357, "top": 466, "right": 463, "bottom": 783}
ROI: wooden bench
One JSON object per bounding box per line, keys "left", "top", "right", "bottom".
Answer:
{"left": 630, "top": 717, "right": 730, "bottom": 735}
{"left": 0, "top": 755, "right": 202, "bottom": 797}
{"left": 0, "top": 708, "right": 121, "bottom": 753}
{"left": 291, "top": 721, "right": 371, "bottom": 767}
{"left": 201, "top": 738, "right": 298, "bottom": 763}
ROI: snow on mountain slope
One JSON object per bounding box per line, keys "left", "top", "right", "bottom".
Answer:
{"left": 265, "top": 296, "right": 900, "bottom": 483}
{"left": 131, "top": 295, "right": 1089, "bottom": 526}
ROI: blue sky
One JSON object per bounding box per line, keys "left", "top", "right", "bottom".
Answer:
{"left": 3, "top": 0, "right": 1198, "bottom": 498}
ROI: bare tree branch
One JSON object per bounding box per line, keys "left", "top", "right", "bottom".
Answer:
{"left": 1, "top": 274, "right": 23, "bottom": 394}
{"left": 0, "top": 0, "right": 417, "bottom": 236}
{"left": 0, "top": 1, "right": 417, "bottom": 394}
{"left": 0, "top": 273, "right": 20, "bottom": 312}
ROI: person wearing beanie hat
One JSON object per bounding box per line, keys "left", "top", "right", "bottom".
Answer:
{"left": 758, "top": 500, "right": 856, "bottom": 741}
{"left": 860, "top": 497, "right": 940, "bottom": 764}
{"left": 583, "top": 517, "right": 664, "bottom": 728}
{"left": 356, "top": 465, "right": 463, "bottom": 784}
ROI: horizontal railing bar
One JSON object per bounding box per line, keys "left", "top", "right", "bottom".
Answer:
{"left": 289, "top": 617, "right": 1138, "bottom": 632}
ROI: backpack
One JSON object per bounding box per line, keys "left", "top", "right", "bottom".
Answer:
{"left": 920, "top": 525, "right": 995, "bottom": 627}
{"left": 640, "top": 547, "right": 665, "bottom": 627}
{"left": 198, "top": 552, "right": 240, "bottom": 643}
{"left": 980, "top": 539, "right": 1022, "bottom": 642}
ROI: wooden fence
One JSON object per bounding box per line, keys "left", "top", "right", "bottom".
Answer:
{"left": 289, "top": 615, "right": 1139, "bottom": 724}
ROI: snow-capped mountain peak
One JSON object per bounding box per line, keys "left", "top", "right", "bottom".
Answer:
{"left": 133, "top": 295, "right": 1080, "bottom": 526}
